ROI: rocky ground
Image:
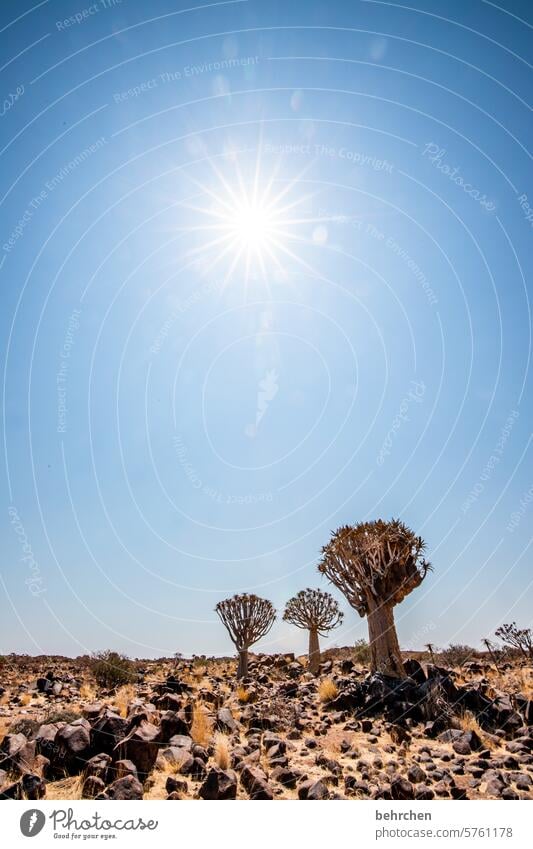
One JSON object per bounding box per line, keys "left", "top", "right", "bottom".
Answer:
{"left": 1, "top": 652, "right": 532, "bottom": 800}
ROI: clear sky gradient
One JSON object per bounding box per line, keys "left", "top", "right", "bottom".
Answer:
{"left": 1, "top": 0, "right": 532, "bottom": 658}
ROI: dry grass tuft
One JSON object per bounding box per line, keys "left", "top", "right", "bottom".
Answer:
{"left": 213, "top": 732, "right": 231, "bottom": 770}
{"left": 459, "top": 710, "right": 496, "bottom": 750}
{"left": 190, "top": 702, "right": 213, "bottom": 747}
{"left": 79, "top": 682, "right": 97, "bottom": 701}
{"left": 236, "top": 686, "right": 252, "bottom": 704}
{"left": 45, "top": 775, "right": 82, "bottom": 800}
{"left": 113, "top": 684, "right": 136, "bottom": 718}
{"left": 318, "top": 677, "right": 338, "bottom": 703}
{"left": 19, "top": 693, "right": 32, "bottom": 706}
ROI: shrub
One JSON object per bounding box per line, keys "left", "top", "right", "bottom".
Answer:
{"left": 8, "top": 718, "right": 41, "bottom": 739}
{"left": 90, "top": 650, "right": 136, "bottom": 689}
{"left": 438, "top": 644, "right": 478, "bottom": 668}
{"left": 353, "top": 638, "right": 371, "bottom": 666}
{"left": 44, "top": 709, "right": 81, "bottom": 725}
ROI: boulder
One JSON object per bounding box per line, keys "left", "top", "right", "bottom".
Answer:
{"left": 21, "top": 773, "right": 46, "bottom": 800}
{"left": 83, "top": 753, "right": 111, "bottom": 783}
{"left": 298, "top": 779, "right": 329, "bottom": 800}
{"left": 198, "top": 767, "right": 238, "bottom": 800}
{"left": 104, "top": 774, "right": 143, "bottom": 800}
{"left": 53, "top": 721, "right": 91, "bottom": 774}
{"left": 158, "top": 710, "right": 190, "bottom": 743}
{"left": 216, "top": 708, "right": 238, "bottom": 734}
{"left": 0, "top": 733, "right": 36, "bottom": 776}
{"left": 113, "top": 759, "right": 138, "bottom": 780}
{"left": 240, "top": 765, "right": 274, "bottom": 799}
{"left": 117, "top": 718, "right": 159, "bottom": 778}
{"left": 90, "top": 711, "right": 127, "bottom": 756}
{"left": 82, "top": 775, "right": 106, "bottom": 798}
{"left": 390, "top": 776, "right": 415, "bottom": 800}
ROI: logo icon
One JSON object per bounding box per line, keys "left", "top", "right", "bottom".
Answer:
{"left": 20, "top": 809, "right": 46, "bottom": 837}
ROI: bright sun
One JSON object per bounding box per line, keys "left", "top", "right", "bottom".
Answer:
{"left": 183, "top": 151, "right": 315, "bottom": 287}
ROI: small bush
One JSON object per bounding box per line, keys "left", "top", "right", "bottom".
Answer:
{"left": 318, "top": 677, "right": 338, "bottom": 703}
{"left": 439, "top": 644, "right": 478, "bottom": 668}
{"left": 90, "top": 650, "right": 136, "bottom": 689}
{"left": 8, "top": 718, "right": 41, "bottom": 739}
{"left": 353, "top": 639, "right": 371, "bottom": 666}
{"left": 44, "top": 709, "right": 81, "bottom": 725}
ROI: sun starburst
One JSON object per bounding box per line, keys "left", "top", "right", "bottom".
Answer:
{"left": 181, "top": 146, "right": 318, "bottom": 291}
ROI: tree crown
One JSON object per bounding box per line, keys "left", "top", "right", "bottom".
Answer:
{"left": 283, "top": 588, "right": 343, "bottom": 635}
{"left": 215, "top": 593, "right": 276, "bottom": 650}
{"left": 318, "top": 518, "right": 430, "bottom": 616}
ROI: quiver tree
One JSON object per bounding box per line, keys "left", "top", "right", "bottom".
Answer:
{"left": 283, "top": 588, "right": 343, "bottom": 674}
{"left": 318, "top": 519, "right": 431, "bottom": 678}
{"left": 215, "top": 593, "right": 276, "bottom": 678}
{"left": 495, "top": 622, "right": 533, "bottom": 662}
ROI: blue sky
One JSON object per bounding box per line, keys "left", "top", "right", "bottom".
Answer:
{"left": 1, "top": 0, "right": 532, "bottom": 658}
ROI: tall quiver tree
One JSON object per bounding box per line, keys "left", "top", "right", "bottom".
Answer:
{"left": 319, "top": 519, "right": 430, "bottom": 678}
{"left": 283, "top": 589, "right": 343, "bottom": 674}
{"left": 215, "top": 593, "right": 276, "bottom": 679}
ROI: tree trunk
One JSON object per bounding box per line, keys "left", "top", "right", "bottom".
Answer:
{"left": 308, "top": 628, "right": 320, "bottom": 675}
{"left": 237, "top": 649, "right": 248, "bottom": 679}
{"left": 366, "top": 598, "right": 406, "bottom": 678}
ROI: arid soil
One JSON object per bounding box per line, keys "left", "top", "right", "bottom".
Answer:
{"left": 1, "top": 652, "right": 532, "bottom": 801}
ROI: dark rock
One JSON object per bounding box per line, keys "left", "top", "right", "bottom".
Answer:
{"left": 240, "top": 765, "right": 273, "bottom": 799}
{"left": 117, "top": 718, "right": 159, "bottom": 778}
{"left": 53, "top": 721, "right": 91, "bottom": 774}
{"left": 21, "top": 773, "right": 46, "bottom": 800}
{"left": 165, "top": 776, "right": 188, "bottom": 795}
{"left": 0, "top": 733, "right": 36, "bottom": 776}
{"left": 82, "top": 776, "right": 106, "bottom": 798}
{"left": 113, "top": 759, "right": 138, "bottom": 780}
{"left": 83, "top": 753, "right": 111, "bottom": 783}
{"left": 305, "top": 779, "right": 329, "bottom": 800}
{"left": 403, "top": 659, "right": 427, "bottom": 685}
{"left": 105, "top": 775, "right": 144, "bottom": 800}
{"left": 270, "top": 766, "right": 299, "bottom": 789}
{"left": 158, "top": 710, "right": 190, "bottom": 743}
{"left": 216, "top": 707, "right": 238, "bottom": 734}
{"left": 407, "top": 765, "right": 426, "bottom": 783}
{"left": 390, "top": 776, "right": 415, "bottom": 799}
{"left": 90, "top": 711, "right": 128, "bottom": 756}
{"left": 198, "top": 767, "right": 237, "bottom": 799}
